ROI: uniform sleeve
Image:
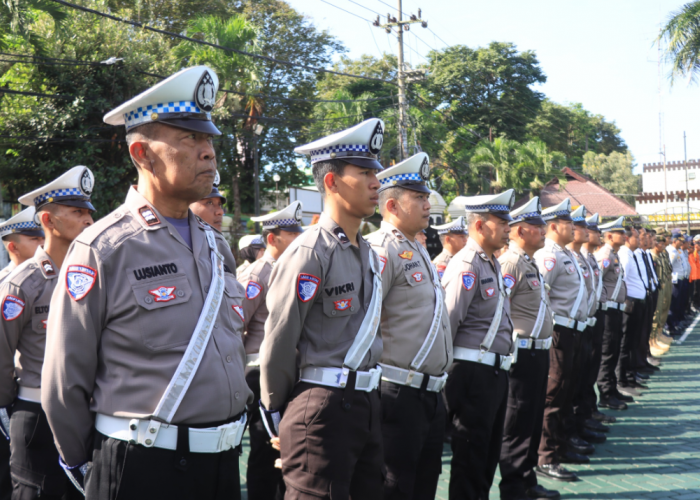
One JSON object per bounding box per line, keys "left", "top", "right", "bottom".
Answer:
{"left": 259, "top": 244, "right": 322, "bottom": 411}
{"left": 443, "top": 262, "right": 477, "bottom": 342}
{"left": 535, "top": 251, "right": 559, "bottom": 286}
{"left": 240, "top": 270, "right": 267, "bottom": 332}
{"left": 498, "top": 259, "right": 520, "bottom": 297}
{"left": 42, "top": 242, "right": 104, "bottom": 466}
{"left": 369, "top": 243, "right": 394, "bottom": 300}
{"left": 0, "top": 282, "right": 28, "bottom": 406}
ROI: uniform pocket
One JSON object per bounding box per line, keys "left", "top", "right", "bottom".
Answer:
{"left": 321, "top": 293, "right": 359, "bottom": 344}
{"left": 223, "top": 276, "right": 245, "bottom": 336}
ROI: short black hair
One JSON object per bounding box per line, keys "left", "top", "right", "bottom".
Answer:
{"left": 312, "top": 160, "right": 347, "bottom": 195}
{"left": 262, "top": 228, "right": 281, "bottom": 244}
{"left": 378, "top": 186, "right": 410, "bottom": 216}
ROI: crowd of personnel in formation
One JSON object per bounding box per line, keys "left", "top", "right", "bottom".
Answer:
{"left": 0, "top": 64, "right": 696, "bottom": 500}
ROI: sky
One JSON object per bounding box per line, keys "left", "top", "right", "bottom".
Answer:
{"left": 287, "top": 0, "right": 697, "bottom": 173}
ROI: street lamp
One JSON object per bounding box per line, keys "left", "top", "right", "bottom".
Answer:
{"left": 273, "top": 173, "right": 281, "bottom": 209}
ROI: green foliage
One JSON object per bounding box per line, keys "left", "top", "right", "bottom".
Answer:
{"left": 658, "top": 1, "right": 700, "bottom": 85}
{"left": 582, "top": 151, "right": 639, "bottom": 205}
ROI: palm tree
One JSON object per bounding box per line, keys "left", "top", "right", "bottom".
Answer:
{"left": 0, "top": 0, "right": 66, "bottom": 54}
{"left": 470, "top": 138, "right": 520, "bottom": 193}
{"left": 516, "top": 140, "right": 566, "bottom": 195}
{"left": 658, "top": 1, "right": 700, "bottom": 84}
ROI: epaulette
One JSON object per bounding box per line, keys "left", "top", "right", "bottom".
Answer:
{"left": 462, "top": 247, "right": 478, "bottom": 264}
{"left": 75, "top": 207, "right": 132, "bottom": 247}
{"left": 4, "top": 259, "right": 41, "bottom": 290}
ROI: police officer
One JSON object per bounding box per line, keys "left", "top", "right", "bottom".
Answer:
{"left": 431, "top": 216, "right": 467, "bottom": 280}
{"left": 497, "top": 197, "right": 559, "bottom": 500}
{"left": 535, "top": 199, "right": 590, "bottom": 482}
{"left": 442, "top": 189, "right": 515, "bottom": 499}
{"left": 259, "top": 118, "right": 385, "bottom": 499}
{"left": 190, "top": 170, "right": 226, "bottom": 231}
{"left": 0, "top": 166, "right": 95, "bottom": 500}
{"left": 367, "top": 153, "right": 452, "bottom": 500}
{"left": 239, "top": 201, "right": 303, "bottom": 500}
{"left": 0, "top": 208, "right": 44, "bottom": 284}
{"left": 635, "top": 228, "right": 660, "bottom": 372}
{"left": 595, "top": 217, "right": 629, "bottom": 411}
{"left": 237, "top": 234, "right": 266, "bottom": 277}
{"left": 42, "top": 66, "right": 252, "bottom": 500}
{"left": 651, "top": 230, "right": 673, "bottom": 353}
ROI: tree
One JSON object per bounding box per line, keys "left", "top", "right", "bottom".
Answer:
{"left": 0, "top": 0, "right": 66, "bottom": 55}
{"left": 658, "top": 1, "right": 700, "bottom": 84}
{"left": 582, "top": 151, "right": 639, "bottom": 204}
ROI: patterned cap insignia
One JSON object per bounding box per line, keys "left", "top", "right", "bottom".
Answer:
{"left": 80, "top": 169, "right": 94, "bottom": 195}
{"left": 369, "top": 121, "right": 384, "bottom": 155}
{"left": 194, "top": 71, "right": 216, "bottom": 112}
{"left": 297, "top": 273, "right": 320, "bottom": 302}
{"left": 66, "top": 265, "right": 97, "bottom": 301}
{"left": 2, "top": 295, "right": 25, "bottom": 321}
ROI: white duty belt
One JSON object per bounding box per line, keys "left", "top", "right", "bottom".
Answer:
{"left": 135, "top": 229, "right": 227, "bottom": 447}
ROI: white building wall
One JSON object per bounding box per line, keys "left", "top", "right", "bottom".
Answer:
{"left": 636, "top": 160, "right": 700, "bottom": 217}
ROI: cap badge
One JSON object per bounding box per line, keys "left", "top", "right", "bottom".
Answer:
{"left": 369, "top": 121, "right": 384, "bottom": 155}
{"left": 295, "top": 204, "right": 303, "bottom": 222}
{"left": 214, "top": 170, "right": 221, "bottom": 187}
{"left": 195, "top": 71, "right": 216, "bottom": 112}
{"left": 80, "top": 169, "right": 94, "bottom": 195}
{"left": 419, "top": 157, "right": 430, "bottom": 180}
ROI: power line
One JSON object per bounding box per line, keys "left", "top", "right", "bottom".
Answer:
{"left": 427, "top": 27, "right": 450, "bottom": 49}
{"left": 0, "top": 88, "right": 74, "bottom": 99}
{"left": 319, "top": 0, "right": 371, "bottom": 22}
{"left": 346, "top": 0, "right": 382, "bottom": 16}
{"left": 48, "top": 0, "right": 395, "bottom": 85}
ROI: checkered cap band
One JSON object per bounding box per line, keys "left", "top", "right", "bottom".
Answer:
{"left": 511, "top": 211, "right": 541, "bottom": 222}
{"left": 465, "top": 204, "right": 510, "bottom": 212}
{"left": 542, "top": 209, "right": 571, "bottom": 220}
{"left": 123, "top": 101, "right": 210, "bottom": 129}
{"left": 262, "top": 219, "right": 301, "bottom": 230}
{"left": 572, "top": 216, "right": 586, "bottom": 222}
{"left": 34, "top": 188, "right": 84, "bottom": 206}
{"left": 309, "top": 144, "right": 371, "bottom": 162}
{"left": 437, "top": 225, "right": 466, "bottom": 235}
{"left": 379, "top": 173, "right": 422, "bottom": 186}
{"left": 3, "top": 221, "right": 39, "bottom": 232}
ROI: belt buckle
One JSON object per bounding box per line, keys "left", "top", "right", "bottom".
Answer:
{"left": 478, "top": 346, "right": 488, "bottom": 362}
{"left": 500, "top": 355, "right": 513, "bottom": 370}
{"left": 216, "top": 415, "right": 246, "bottom": 452}
{"left": 367, "top": 366, "right": 382, "bottom": 391}
{"left": 338, "top": 367, "right": 350, "bottom": 388}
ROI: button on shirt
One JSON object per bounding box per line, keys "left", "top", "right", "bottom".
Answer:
{"left": 618, "top": 246, "right": 646, "bottom": 300}
{"left": 367, "top": 222, "right": 452, "bottom": 376}
{"left": 237, "top": 252, "right": 276, "bottom": 355}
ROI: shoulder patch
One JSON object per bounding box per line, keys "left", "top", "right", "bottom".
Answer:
{"left": 66, "top": 265, "right": 97, "bottom": 301}
{"left": 297, "top": 273, "right": 320, "bottom": 302}
{"left": 246, "top": 281, "right": 262, "bottom": 300}
{"left": 544, "top": 257, "right": 556, "bottom": 271}
{"left": 462, "top": 271, "right": 476, "bottom": 291}
{"left": 398, "top": 250, "right": 413, "bottom": 260}
{"left": 503, "top": 273, "right": 516, "bottom": 289}
{"left": 437, "top": 263, "right": 446, "bottom": 280}
{"left": 602, "top": 258, "right": 611, "bottom": 268}
{"left": 2, "top": 295, "right": 25, "bottom": 321}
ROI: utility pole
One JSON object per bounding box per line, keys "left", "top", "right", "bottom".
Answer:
{"left": 663, "top": 145, "right": 668, "bottom": 230}
{"left": 373, "top": 5, "right": 427, "bottom": 162}
{"left": 685, "top": 131, "right": 690, "bottom": 233}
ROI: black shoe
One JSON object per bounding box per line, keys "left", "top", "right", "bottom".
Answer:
{"left": 636, "top": 371, "right": 650, "bottom": 380}
{"left": 614, "top": 391, "right": 634, "bottom": 403}
{"left": 580, "top": 428, "right": 607, "bottom": 444}
{"left": 536, "top": 464, "right": 579, "bottom": 482}
{"left": 632, "top": 379, "right": 649, "bottom": 389}
{"left": 599, "top": 396, "right": 628, "bottom": 410}
{"left": 526, "top": 484, "right": 561, "bottom": 499}
{"left": 567, "top": 436, "right": 594, "bottom": 455}
{"left": 560, "top": 450, "right": 590, "bottom": 464}
{"left": 585, "top": 418, "right": 609, "bottom": 433}
{"left": 592, "top": 410, "right": 617, "bottom": 423}
{"left": 617, "top": 385, "right": 640, "bottom": 398}
{"left": 646, "top": 363, "right": 661, "bottom": 371}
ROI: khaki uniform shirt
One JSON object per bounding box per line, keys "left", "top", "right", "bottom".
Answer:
{"left": 259, "top": 213, "right": 382, "bottom": 411}
{"left": 652, "top": 249, "right": 671, "bottom": 289}
{"left": 0, "top": 262, "right": 16, "bottom": 284}
{"left": 0, "top": 247, "right": 57, "bottom": 406}
{"left": 367, "top": 222, "right": 452, "bottom": 376}
{"left": 238, "top": 252, "right": 275, "bottom": 355}
{"left": 433, "top": 249, "right": 453, "bottom": 281}
{"left": 42, "top": 187, "right": 252, "bottom": 466}
{"left": 535, "top": 238, "right": 588, "bottom": 323}
{"left": 595, "top": 244, "right": 627, "bottom": 305}
{"left": 582, "top": 247, "right": 607, "bottom": 306}
{"left": 443, "top": 238, "right": 513, "bottom": 356}
{"left": 498, "top": 243, "right": 553, "bottom": 340}
{"left": 570, "top": 248, "right": 596, "bottom": 318}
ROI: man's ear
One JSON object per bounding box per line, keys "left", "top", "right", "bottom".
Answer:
{"left": 385, "top": 197, "right": 399, "bottom": 217}
{"left": 324, "top": 171, "right": 339, "bottom": 195}
{"left": 266, "top": 232, "right": 276, "bottom": 247}
{"left": 129, "top": 141, "right": 153, "bottom": 173}
{"left": 39, "top": 211, "right": 54, "bottom": 232}
{"left": 6, "top": 241, "right": 17, "bottom": 257}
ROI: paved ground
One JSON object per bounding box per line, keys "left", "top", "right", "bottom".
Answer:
{"left": 239, "top": 324, "right": 700, "bottom": 499}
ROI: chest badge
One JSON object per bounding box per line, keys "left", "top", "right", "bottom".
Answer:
{"left": 485, "top": 287, "right": 496, "bottom": 297}
{"left": 66, "top": 265, "right": 97, "bottom": 301}
{"left": 334, "top": 298, "right": 352, "bottom": 311}
{"left": 567, "top": 264, "right": 575, "bottom": 274}
{"left": 149, "top": 286, "right": 176, "bottom": 302}
{"left": 437, "top": 264, "right": 446, "bottom": 280}
{"left": 232, "top": 305, "right": 244, "bottom": 320}
{"left": 297, "top": 273, "right": 320, "bottom": 303}
{"left": 462, "top": 272, "right": 476, "bottom": 291}
{"left": 379, "top": 256, "right": 387, "bottom": 274}
{"left": 503, "top": 274, "right": 516, "bottom": 289}
{"left": 583, "top": 270, "right": 590, "bottom": 279}
{"left": 2, "top": 295, "right": 25, "bottom": 321}
{"left": 246, "top": 281, "right": 262, "bottom": 300}
{"left": 413, "top": 271, "right": 424, "bottom": 283}
{"left": 41, "top": 319, "right": 47, "bottom": 329}
{"left": 615, "top": 267, "right": 620, "bottom": 274}
{"left": 544, "top": 257, "right": 556, "bottom": 271}
{"left": 594, "top": 269, "right": 600, "bottom": 277}
{"left": 398, "top": 250, "right": 413, "bottom": 260}
{"left": 531, "top": 279, "right": 540, "bottom": 287}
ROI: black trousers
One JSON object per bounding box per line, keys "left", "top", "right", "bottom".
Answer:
{"left": 244, "top": 367, "right": 284, "bottom": 500}
{"left": 0, "top": 433, "right": 10, "bottom": 500}
{"left": 499, "top": 348, "right": 549, "bottom": 500}
{"left": 9, "top": 400, "right": 79, "bottom": 500}
{"left": 597, "top": 309, "right": 623, "bottom": 398}
{"left": 581, "top": 309, "right": 606, "bottom": 415}
{"left": 693, "top": 281, "right": 700, "bottom": 308}
{"left": 572, "top": 326, "right": 594, "bottom": 432}
{"left": 86, "top": 431, "right": 242, "bottom": 500}
{"left": 380, "top": 380, "right": 445, "bottom": 500}
{"left": 636, "top": 290, "right": 657, "bottom": 365}
{"left": 617, "top": 298, "right": 646, "bottom": 385}
{"left": 445, "top": 359, "right": 509, "bottom": 500}
{"left": 668, "top": 281, "right": 685, "bottom": 332}
{"left": 538, "top": 326, "right": 583, "bottom": 465}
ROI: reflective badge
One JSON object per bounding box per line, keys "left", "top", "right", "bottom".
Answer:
{"left": 567, "top": 265, "right": 575, "bottom": 274}
{"left": 544, "top": 257, "right": 556, "bottom": 271}
{"left": 462, "top": 272, "right": 476, "bottom": 291}
{"left": 232, "top": 305, "right": 244, "bottom": 321}
{"left": 41, "top": 260, "right": 55, "bottom": 276}
{"left": 80, "top": 168, "right": 94, "bottom": 195}
{"left": 379, "top": 256, "right": 387, "bottom": 274}
{"left": 503, "top": 273, "right": 516, "bottom": 289}
{"left": 531, "top": 279, "right": 540, "bottom": 287}
{"left": 66, "top": 265, "right": 97, "bottom": 301}
{"left": 297, "top": 273, "right": 320, "bottom": 303}
{"left": 149, "top": 286, "right": 176, "bottom": 302}
{"left": 485, "top": 287, "right": 496, "bottom": 297}
{"left": 194, "top": 70, "right": 216, "bottom": 112}
{"left": 2, "top": 295, "right": 24, "bottom": 321}
{"left": 602, "top": 258, "right": 611, "bottom": 268}
{"left": 413, "top": 272, "right": 424, "bottom": 283}
{"left": 437, "top": 264, "right": 446, "bottom": 280}
{"left": 398, "top": 250, "right": 413, "bottom": 260}
{"left": 246, "top": 281, "right": 262, "bottom": 300}
{"left": 334, "top": 298, "right": 352, "bottom": 311}
{"left": 139, "top": 206, "right": 160, "bottom": 226}
{"left": 615, "top": 267, "right": 620, "bottom": 274}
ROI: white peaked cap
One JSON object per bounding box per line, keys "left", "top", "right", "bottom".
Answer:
{"left": 0, "top": 207, "right": 44, "bottom": 239}
{"left": 541, "top": 198, "right": 572, "bottom": 221}
{"left": 294, "top": 118, "right": 384, "bottom": 169}
{"left": 377, "top": 152, "right": 431, "bottom": 193}
{"left": 204, "top": 170, "right": 226, "bottom": 202}
{"left": 509, "top": 196, "right": 545, "bottom": 226}
{"left": 463, "top": 189, "right": 515, "bottom": 221}
{"left": 18, "top": 166, "right": 95, "bottom": 217}
{"left": 238, "top": 234, "right": 265, "bottom": 250}
{"left": 570, "top": 205, "right": 588, "bottom": 225}
{"left": 431, "top": 216, "right": 467, "bottom": 234}
{"left": 586, "top": 212, "right": 601, "bottom": 232}
{"left": 103, "top": 66, "right": 221, "bottom": 135}
{"left": 599, "top": 216, "right": 626, "bottom": 233}
{"left": 251, "top": 201, "right": 304, "bottom": 233}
